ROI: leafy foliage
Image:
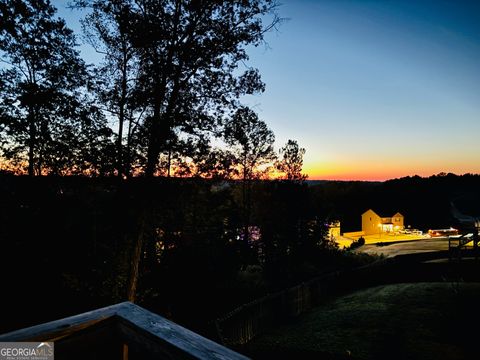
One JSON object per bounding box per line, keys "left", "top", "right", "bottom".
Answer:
{"left": 276, "top": 139, "right": 307, "bottom": 181}
{"left": 0, "top": 0, "right": 115, "bottom": 175}
{"left": 78, "top": 0, "right": 144, "bottom": 177}
{"left": 74, "top": 0, "right": 280, "bottom": 177}
{"left": 224, "top": 106, "right": 276, "bottom": 180}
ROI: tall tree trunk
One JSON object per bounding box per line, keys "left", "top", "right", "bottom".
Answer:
{"left": 117, "top": 108, "right": 124, "bottom": 178}
{"left": 127, "top": 214, "right": 146, "bottom": 302}
{"left": 241, "top": 162, "right": 251, "bottom": 267}
{"left": 28, "top": 105, "right": 35, "bottom": 177}
{"left": 145, "top": 71, "right": 165, "bottom": 178}
{"left": 145, "top": 115, "right": 161, "bottom": 178}
{"left": 125, "top": 115, "right": 133, "bottom": 178}
{"left": 37, "top": 112, "right": 44, "bottom": 175}
{"left": 117, "top": 44, "right": 128, "bottom": 178}
{"left": 126, "top": 191, "right": 155, "bottom": 302}
{"left": 167, "top": 144, "right": 172, "bottom": 177}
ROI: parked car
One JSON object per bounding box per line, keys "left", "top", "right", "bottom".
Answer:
{"left": 427, "top": 228, "right": 458, "bottom": 237}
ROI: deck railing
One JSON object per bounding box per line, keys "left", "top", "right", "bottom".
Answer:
{"left": 0, "top": 301, "right": 250, "bottom": 360}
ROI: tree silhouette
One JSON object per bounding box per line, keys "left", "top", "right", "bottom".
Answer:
{"left": 0, "top": 0, "right": 113, "bottom": 175}
{"left": 276, "top": 139, "right": 307, "bottom": 181}
{"left": 224, "top": 106, "right": 276, "bottom": 256}
{"left": 77, "top": 0, "right": 279, "bottom": 177}
{"left": 224, "top": 107, "right": 276, "bottom": 181}
{"left": 69, "top": 1, "right": 281, "bottom": 301}
{"left": 76, "top": 0, "right": 144, "bottom": 178}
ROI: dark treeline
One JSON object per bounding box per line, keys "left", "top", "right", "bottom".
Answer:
{"left": 2, "top": 173, "right": 478, "bottom": 335}
{"left": 0, "top": 174, "right": 370, "bottom": 335}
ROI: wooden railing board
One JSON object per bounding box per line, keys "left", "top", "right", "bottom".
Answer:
{"left": 0, "top": 302, "right": 250, "bottom": 360}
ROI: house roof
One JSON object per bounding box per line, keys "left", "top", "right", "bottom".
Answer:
{"left": 362, "top": 209, "right": 378, "bottom": 216}
{"left": 362, "top": 209, "right": 404, "bottom": 218}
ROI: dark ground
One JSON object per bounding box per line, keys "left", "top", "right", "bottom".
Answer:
{"left": 243, "top": 281, "right": 480, "bottom": 360}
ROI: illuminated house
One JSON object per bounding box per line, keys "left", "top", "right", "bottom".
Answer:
{"left": 362, "top": 209, "right": 404, "bottom": 235}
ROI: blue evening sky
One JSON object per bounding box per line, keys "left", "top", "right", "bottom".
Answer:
{"left": 54, "top": 0, "right": 480, "bottom": 180}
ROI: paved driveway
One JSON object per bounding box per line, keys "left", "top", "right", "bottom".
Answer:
{"left": 356, "top": 238, "right": 453, "bottom": 257}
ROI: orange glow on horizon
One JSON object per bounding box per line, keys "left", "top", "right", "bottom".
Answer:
{"left": 302, "top": 161, "right": 480, "bottom": 182}
{"left": 304, "top": 168, "right": 480, "bottom": 182}
{"left": 2, "top": 158, "right": 478, "bottom": 182}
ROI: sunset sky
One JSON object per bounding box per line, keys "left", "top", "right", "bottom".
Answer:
{"left": 56, "top": 0, "right": 480, "bottom": 181}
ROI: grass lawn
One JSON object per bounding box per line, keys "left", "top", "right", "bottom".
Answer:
{"left": 243, "top": 282, "right": 480, "bottom": 360}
